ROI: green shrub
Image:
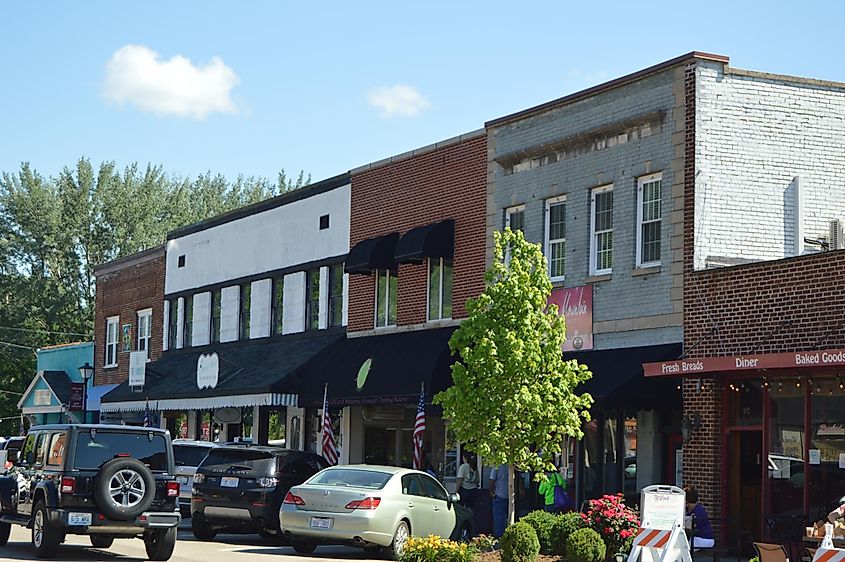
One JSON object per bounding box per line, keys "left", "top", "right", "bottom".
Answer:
{"left": 565, "top": 528, "right": 607, "bottom": 562}
{"left": 519, "top": 510, "right": 558, "bottom": 554}
{"left": 500, "top": 521, "right": 540, "bottom": 562}
{"left": 551, "top": 511, "right": 586, "bottom": 555}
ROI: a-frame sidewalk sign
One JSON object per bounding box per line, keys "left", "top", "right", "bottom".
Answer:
{"left": 627, "top": 485, "right": 693, "bottom": 562}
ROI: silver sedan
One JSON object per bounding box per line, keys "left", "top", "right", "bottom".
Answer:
{"left": 279, "top": 464, "right": 470, "bottom": 557}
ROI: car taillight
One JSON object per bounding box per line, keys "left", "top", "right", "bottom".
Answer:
{"left": 345, "top": 497, "right": 381, "bottom": 510}
{"left": 257, "top": 477, "right": 278, "bottom": 488}
{"left": 166, "top": 482, "right": 179, "bottom": 497}
{"left": 193, "top": 473, "right": 204, "bottom": 484}
{"left": 283, "top": 491, "right": 305, "bottom": 506}
{"left": 60, "top": 476, "right": 76, "bottom": 494}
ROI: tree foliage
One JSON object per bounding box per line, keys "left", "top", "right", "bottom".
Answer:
{"left": 434, "top": 228, "right": 593, "bottom": 518}
{"left": 0, "top": 157, "right": 309, "bottom": 434}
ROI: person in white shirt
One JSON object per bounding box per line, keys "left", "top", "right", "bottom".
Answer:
{"left": 455, "top": 451, "right": 478, "bottom": 508}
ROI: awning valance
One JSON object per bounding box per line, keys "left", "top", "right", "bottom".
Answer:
{"left": 569, "top": 343, "right": 682, "bottom": 410}
{"left": 345, "top": 233, "right": 400, "bottom": 275}
{"left": 285, "top": 327, "right": 457, "bottom": 407}
{"left": 101, "top": 333, "right": 341, "bottom": 412}
{"left": 394, "top": 220, "right": 455, "bottom": 264}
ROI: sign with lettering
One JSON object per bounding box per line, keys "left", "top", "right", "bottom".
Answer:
{"left": 643, "top": 348, "right": 845, "bottom": 377}
{"left": 549, "top": 285, "right": 593, "bottom": 351}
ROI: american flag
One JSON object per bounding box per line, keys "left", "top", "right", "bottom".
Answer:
{"left": 412, "top": 385, "right": 426, "bottom": 471}
{"left": 321, "top": 385, "right": 339, "bottom": 465}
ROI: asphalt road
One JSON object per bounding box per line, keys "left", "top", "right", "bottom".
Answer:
{"left": 4, "top": 524, "right": 386, "bottom": 561}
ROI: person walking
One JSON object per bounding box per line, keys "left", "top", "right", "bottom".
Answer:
{"left": 538, "top": 468, "right": 568, "bottom": 513}
{"left": 455, "top": 451, "right": 478, "bottom": 508}
{"left": 488, "top": 464, "right": 509, "bottom": 538}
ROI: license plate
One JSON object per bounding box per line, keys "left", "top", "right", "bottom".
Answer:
{"left": 68, "top": 512, "right": 92, "bottom": 526}
{"left": 310, "top": 517, "right": 332, "bottom": 529}
{"left": 220, "top": 477, "right": 239, "bottom": 488}
{"left": 178, "top": 476, "right": 189, "bottom": 485}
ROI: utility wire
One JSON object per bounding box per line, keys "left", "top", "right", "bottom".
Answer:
{"left": 0, "top": 326, "right": 92, "bottom": 338}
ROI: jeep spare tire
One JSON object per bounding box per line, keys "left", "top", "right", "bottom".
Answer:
{"left": 93, "top": 458, "right": 156, "bottom": 520}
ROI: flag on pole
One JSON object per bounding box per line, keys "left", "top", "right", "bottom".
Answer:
{"left": 412, "top": 383, "right": 426, "bottom": 471}
{"left": 321, "top": 384, "right": 339, "bottom": 465}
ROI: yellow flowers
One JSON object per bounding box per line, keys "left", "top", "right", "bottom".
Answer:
{"left": 400, "top": 535, "right": 478, "bottom": 562}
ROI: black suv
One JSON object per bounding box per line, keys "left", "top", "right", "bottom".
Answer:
{"left": 0, "top": 424, "right": 181, "bottom": 560}
{"left": 191, "top": 445, "right": 327, "bottom": 542}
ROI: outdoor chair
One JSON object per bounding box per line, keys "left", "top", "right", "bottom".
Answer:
{"left": 754, "top": 542, "right": 789, "bottom": 562}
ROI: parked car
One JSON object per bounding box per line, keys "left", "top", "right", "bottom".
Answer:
{"left": 191, "top": 445, "right": 328, "bottom": 542}
{"left": 279, "top": 464, "right": 474, "bottom": 557}
{"left": 172, "top": 439, "right": 219, "bottom": 517}
{"left": 0, "top": 424, "right": 181, "bottom": 560}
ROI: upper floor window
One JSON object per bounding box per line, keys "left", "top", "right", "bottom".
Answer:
{"left": 167, "top": 299, "right": 178, "bottom": 350}
{"left": 210, "top": 289, "right": 221, "bottom": 343}
{"left": 239, "top": 284, "right": 251, "bottom": 340}
{"left": 183, "top": 295, "right": 193, "bottom": 348}
{"left": 305, "top": 269, "right": 320, "bottom": 331}
{"left": 505, "top": 205, "right": 525, "bottom": 232}
{"left": 590, "top": 185, "right": 613, "bottom": 275}
{"left": 427, "top": 258, "right": 453, "bottom": 321}
{"left": 272, "top": 277, "right": 284, "bottom": 336}
{"left": 328, "top": 265, "right": 344, "bottom": 328}
{"left": 636, "top": 173, "right": 663, "bottom": 267}
{"left": 137, "top": 309, "right": 152, "bottom": 355}
{"left": 105, "top": 316, "right": 119, "bottom": 367}
{"left": 375, "top": 269, "right": 398, "bottom": 328}
{"left": 544, "top": 196, "right": 566, "bottom": 281}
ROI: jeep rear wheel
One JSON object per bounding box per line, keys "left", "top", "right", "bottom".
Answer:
{"left": 93, "top": 458, "right": 155, "bottom": 520}
{"left": 144, "top": 528, "right": 176, "bottom": 561}
{"left": 32, "top": 501, "right": 61, "bottom": 558}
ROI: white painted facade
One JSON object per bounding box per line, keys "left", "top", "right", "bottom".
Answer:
{"left": 695, "top": 62, "right": 845, "bottom": 270}
{"left": 163, "top": 183, "right": 350, "bottom": 350}
{"left": 165, "top": 184, "right": 350, "bottom": 294}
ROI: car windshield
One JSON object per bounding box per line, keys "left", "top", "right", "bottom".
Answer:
{"left": 308, "top": 468, "right": 393, "bottom": 489}
{"left": 174, "top": 445, "right": 212, "bottom": 467}
{"left": 74, "top": 431, "right": 168, "bottom": 472}
{"left": 201, "top": 448, "right": 275, "bottom": 475}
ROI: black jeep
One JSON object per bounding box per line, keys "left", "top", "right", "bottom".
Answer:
{"left": 0, "top": 424, "right": 181, "bottom": 560}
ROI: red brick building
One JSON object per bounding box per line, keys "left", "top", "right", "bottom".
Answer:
{"left": 93, "top": 246, "right": 165, "bottom": 387}
{"left": 644, "top": 250, "right": 845, "bottom": 549}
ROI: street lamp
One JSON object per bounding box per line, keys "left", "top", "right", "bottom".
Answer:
{"left": 78, "top": 362, "right": 94, "bottom": 423}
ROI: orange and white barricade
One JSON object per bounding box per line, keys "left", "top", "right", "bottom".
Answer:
{"left": 627, "top": 522, "right": 692, "bottom": 562}
{"left": 813, "top": 524, "right": 845, "bottom": 562}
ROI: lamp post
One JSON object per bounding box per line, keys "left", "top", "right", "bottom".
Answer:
{"left": 78, "top": 362, "right": 94, "bottom": 423}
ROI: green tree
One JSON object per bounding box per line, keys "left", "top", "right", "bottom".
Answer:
{"left": 434, "top": 228, "right": 593, "bottom": 525}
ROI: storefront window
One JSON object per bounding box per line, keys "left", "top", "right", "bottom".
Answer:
{"left": 768, "top": 381, "right": 805, "bottom": 517}
{"left": 808, "top": 377, "right": 845, "bottom": 522}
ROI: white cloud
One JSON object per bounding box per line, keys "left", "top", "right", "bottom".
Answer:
{"left": 102, "top": 44, "right": 239, "bottom": 119}
{"left": 366, "top": 85, "right": 430, "bottom": 118}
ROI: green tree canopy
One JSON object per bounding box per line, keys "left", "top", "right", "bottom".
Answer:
{"left": 434, "top": 228, "right": 593, "bottom": 522}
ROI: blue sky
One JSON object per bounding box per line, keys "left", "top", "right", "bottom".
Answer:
{"left": 2, "top": 1, "right": 843, "bottom": 184}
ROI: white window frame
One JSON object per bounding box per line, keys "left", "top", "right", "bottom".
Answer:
{"left": 136, "top": 308, "right": 152, "bottom": 357}
{"left": 636, "top": 172, "right": 663, "bottom": 268}
{"left": 374, "top": 269, "right": 397, "bottom": 328}
{"left": 105, "top": 316, "right": 119, "bottom": 368}
{"left": 544, "top": 195, "right": 566, "bottom": 282}
{"left": 427, "top": 257, "right": 452, "bottom": 322}
{"left": 505, "top": 204, "right": 526, "bottom": 231}
{"left": 589, "top": 184, "right": 614, "bottom": 276}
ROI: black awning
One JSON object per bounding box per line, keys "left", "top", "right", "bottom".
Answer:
{"left": 569, "top": 343, "right": 682, "bottom": 410}
{"left": 285, "top": 327, "right": 457, "bottom": 407}
{"left": 394, "top": 220, "right": 455, "bottom": 264}
{"left": 101, "top": 333, "right": 342, "bottom": 408}
{"left": 345, "top": 233, "right": 400, "bottom": 275}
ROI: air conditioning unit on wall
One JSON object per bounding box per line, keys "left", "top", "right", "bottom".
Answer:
{"left": 830, "top": 219, "right": 845, "bottom": 250}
